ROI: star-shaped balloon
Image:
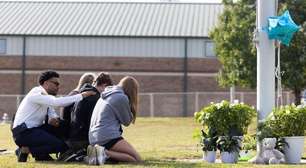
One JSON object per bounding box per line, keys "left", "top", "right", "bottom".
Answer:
{"left": 266, "top": 10, "right": 300, "bottom": 46}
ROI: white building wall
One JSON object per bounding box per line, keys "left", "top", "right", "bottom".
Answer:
{"left": 0, "top": 36, "right": 23, "bottom": 55}
{"left": 1, "top": 36, "right": 214, "bottom": 58}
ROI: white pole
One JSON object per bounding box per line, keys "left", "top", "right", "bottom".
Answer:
{"left": 230, "top": 85, "right": 235, "bottom": 103}
{"left": 257, "top": 0, "right": 275, "bottom": 122}
{"left": 251, "top": 0, "right": 276, "bottom": 163}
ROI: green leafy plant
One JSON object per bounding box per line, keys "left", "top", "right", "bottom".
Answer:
{"left": 242, "top": 134, "right": 256, "bottom": 151}
{"left": 194, "top": 100, "right": 256, "bottom": 136}
{"left": 200, "top": 129, "right": 218, "bottom": 152}
{"left": 258, "top": 105, "right": 306, "bottom": 139}
{"left": 256, "top": 118, "right": 279, "bottom": 141}
{"left": 273, "top": 105, "right": 306, "bottom": 137}
{"left": 217, "top": 136, "right": 242, "bottom": 153}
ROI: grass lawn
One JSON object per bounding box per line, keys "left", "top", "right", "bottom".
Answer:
{"left": 0, "top": 117, "right": 305, "bottom": 168}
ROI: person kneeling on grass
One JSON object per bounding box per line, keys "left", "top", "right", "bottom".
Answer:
{"left": 11, "top": 70, "right": 96, "bottom": 162}
{"left": 57, "top": 73, "right": 113, "bottom": 162}
{"left": 87, "top": 76, "right": 142, "bottom": 165}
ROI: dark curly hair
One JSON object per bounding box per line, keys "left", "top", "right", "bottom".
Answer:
{"left": 38, "top": 70, "right": 60, "bottom": 85}
{"left": 95, "top": 72, "right": 113, "bottom": 86}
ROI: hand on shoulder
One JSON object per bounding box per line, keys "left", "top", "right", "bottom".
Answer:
{"left": 81, "top": 91, "right": 97, "bottom": 98}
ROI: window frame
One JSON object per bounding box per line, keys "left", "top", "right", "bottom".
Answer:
{"left": 0, "top": 39, "right": 7, "bottom": 54}
{"left": 204, "top": 40, "right": 215, "bottom": 58}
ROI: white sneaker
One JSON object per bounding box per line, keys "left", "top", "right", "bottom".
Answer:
{"left": 95, "top": 144, "right": 108, "bottom": 165}
{"left": 87, "top": 145, "right": 97, "bottom": 165}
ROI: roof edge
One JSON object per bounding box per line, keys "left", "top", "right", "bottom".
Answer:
{"left": 0, "top": 1, "right": 222, "bottom": 5}
{"left": 0, "top": 34, "right": 210, "bottom": 39}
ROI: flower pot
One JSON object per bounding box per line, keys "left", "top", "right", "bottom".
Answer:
{"left": 203, "top": 151, "right": 216, "bottom": 163}
{"left": 220, "top": 151, "right": 238, "bottom": 163}
{"left": 283, "top": 136, "right": 305, "bottom": 164}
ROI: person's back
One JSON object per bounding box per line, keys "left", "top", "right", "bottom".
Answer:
{"left": 66, "top": 72, "right": 113, "bottom": 151}
{"left": 60, "top": 72, "right": 96, "bottom": 133}
{"left": 69, "top": 84, "right": 100, "bottom": 143}
{"left": 87, "top": 76, "right": 142, "bottom": 165}
{"left": 89, "top": 86, "right": 132, "bottom": 145}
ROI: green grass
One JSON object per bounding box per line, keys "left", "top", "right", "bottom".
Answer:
{"left": 0, "top": 118, "right": 305, "bottom": 168}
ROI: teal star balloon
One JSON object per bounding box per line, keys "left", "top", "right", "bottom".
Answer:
{"left": 267, "top": 10, "right": 300, "bottom": 46}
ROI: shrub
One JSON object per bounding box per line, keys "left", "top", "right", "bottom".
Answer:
{"left": 257, "top": 105, "right": 306, "bottom": 139}
{"left": 195, "top": 100, "right": 256, "bottom": 136}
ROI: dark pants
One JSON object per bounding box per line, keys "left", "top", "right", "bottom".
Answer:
{"left": 66, "top": 140, "right": 88, "bottom": 152}
{"left": 13, "top": 124, "right": 68, "bottom": 160}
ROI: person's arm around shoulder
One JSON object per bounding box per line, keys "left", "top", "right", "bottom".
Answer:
{"left": 29, "top": 90, "right": 96, "bottom": 107}
{"left": 80, "top": 91, "right": 96, "bottom": 99}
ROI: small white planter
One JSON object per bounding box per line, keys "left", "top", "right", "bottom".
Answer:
{"left": 283, "top": 136, "right": 305, "bottom": 164}
{"left": 220, "top": 151, "right": 238, "bottom": 163}
{"left": 203, "top": 151, "right": 216, "bottom": 163}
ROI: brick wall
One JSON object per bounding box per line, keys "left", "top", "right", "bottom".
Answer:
{"left": 0, "top": 73, "right": 228, "bottom": 94}
{"left": 0, "top": 55, "right": 292, "bottom": 118}
{"left": 0, "top": 56, "right": 221, "bottom": 72}
{"left": 0, "top": 55, "right": 227, "bottom": 95}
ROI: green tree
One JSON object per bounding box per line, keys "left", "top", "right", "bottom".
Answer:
{"left": 210, "top": 0, "right": 257, "bottom": 88}
{"left": 210, "top": 0, "right": 306, "bottom": 105}
{"left": 278, "top": 0, "right": 306, "bottom": 104}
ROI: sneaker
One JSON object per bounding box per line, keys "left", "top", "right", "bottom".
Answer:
{"left": 95, "top": 144, "right": 108, "bottom": 165}
{"left": 57, "top": 149, "right": 75, "bottom": 162}
{"left": 15, "top": 148, "right": 28, "bottom": 162}
{"left": 87, "top": 145, "right": 97, "bottom": 165}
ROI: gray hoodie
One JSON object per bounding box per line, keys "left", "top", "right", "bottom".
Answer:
{"left": 89, "top": 86, "right": 133, "bottom": 145}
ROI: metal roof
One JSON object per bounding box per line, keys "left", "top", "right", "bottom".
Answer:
{"left": 0, "top": 1, "right": 223, "bottom": 37}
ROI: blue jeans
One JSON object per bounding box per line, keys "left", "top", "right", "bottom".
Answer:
{"left": 13, "top": 124, "right": 68, "bottom": 159}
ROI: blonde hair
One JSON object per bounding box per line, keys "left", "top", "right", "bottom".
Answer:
{"left": 118, "top": 76, "right": 139, "bottom": 123}
{"left": 75, "top": 72, "right": 96, "bottom": 91}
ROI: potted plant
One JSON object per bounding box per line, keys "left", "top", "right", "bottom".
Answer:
{"left": 217, "top": 136, "right": 242, "bottom": 163}
{"left": 200, "top": 129, "right": 218, "bottom": 163}
{"left": 195, "top": 100, "right": 256, "bottom": 136}
{"left": 258, "top": 105, "right": 306, "bottom": 164}
{"left": 271, "top": 105, "right": 306, "bottom": 164}
{"left": 195, "top": 100, "right": 255, "bottom": 163}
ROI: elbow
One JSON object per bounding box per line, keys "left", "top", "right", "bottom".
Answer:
{"left": 122, "top": 118, "right": 133, "bottom": 126}
{"left": 122, "top": 121, "right": 131, "bottom": 127}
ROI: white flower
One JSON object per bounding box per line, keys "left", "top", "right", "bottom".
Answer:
{"left": 297, "top": 105, "right": 303, "bottom": 109}
{"left": 216, "top": 103, "right": 222, "bottom": 109}
{"left": 204, "top": 113, "right": 210, "bottom": 120}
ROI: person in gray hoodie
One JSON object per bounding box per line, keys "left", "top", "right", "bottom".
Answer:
{"left": 88, "top": 76, "right": 142, "bottom": 165}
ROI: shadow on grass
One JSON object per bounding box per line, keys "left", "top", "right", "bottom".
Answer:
{"left": 142, "top": 158, "right": 201, "bottom": 168}
{"left": 30, "top": 158, "right": 201, "bottom": 168}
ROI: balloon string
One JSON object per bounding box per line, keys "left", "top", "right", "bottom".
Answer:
{"left": 275, "top": 41, "right": 282, "bottom": 108}
{"left": 275, "top": 0, "right": 278, "bottom": 15}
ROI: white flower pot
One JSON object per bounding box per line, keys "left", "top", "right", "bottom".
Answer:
{"left": 203, "top": 151, "right": 216, "bottom": 163}
{"left": 283, "top": 136, "right": 305, "bottom": 164}
{"left": 220, "top": 151, "right": 238, "bottom": 163}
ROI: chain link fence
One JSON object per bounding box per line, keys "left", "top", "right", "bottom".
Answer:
{"left": 0, "top": 91, "right": 294, "bottom": 120}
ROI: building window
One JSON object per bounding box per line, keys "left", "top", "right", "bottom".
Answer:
{"left": 204, "top": 41, "right": 215, "bottom": 57}
{"left": 0, "top": 39, "right": 6, "bottom": 54}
